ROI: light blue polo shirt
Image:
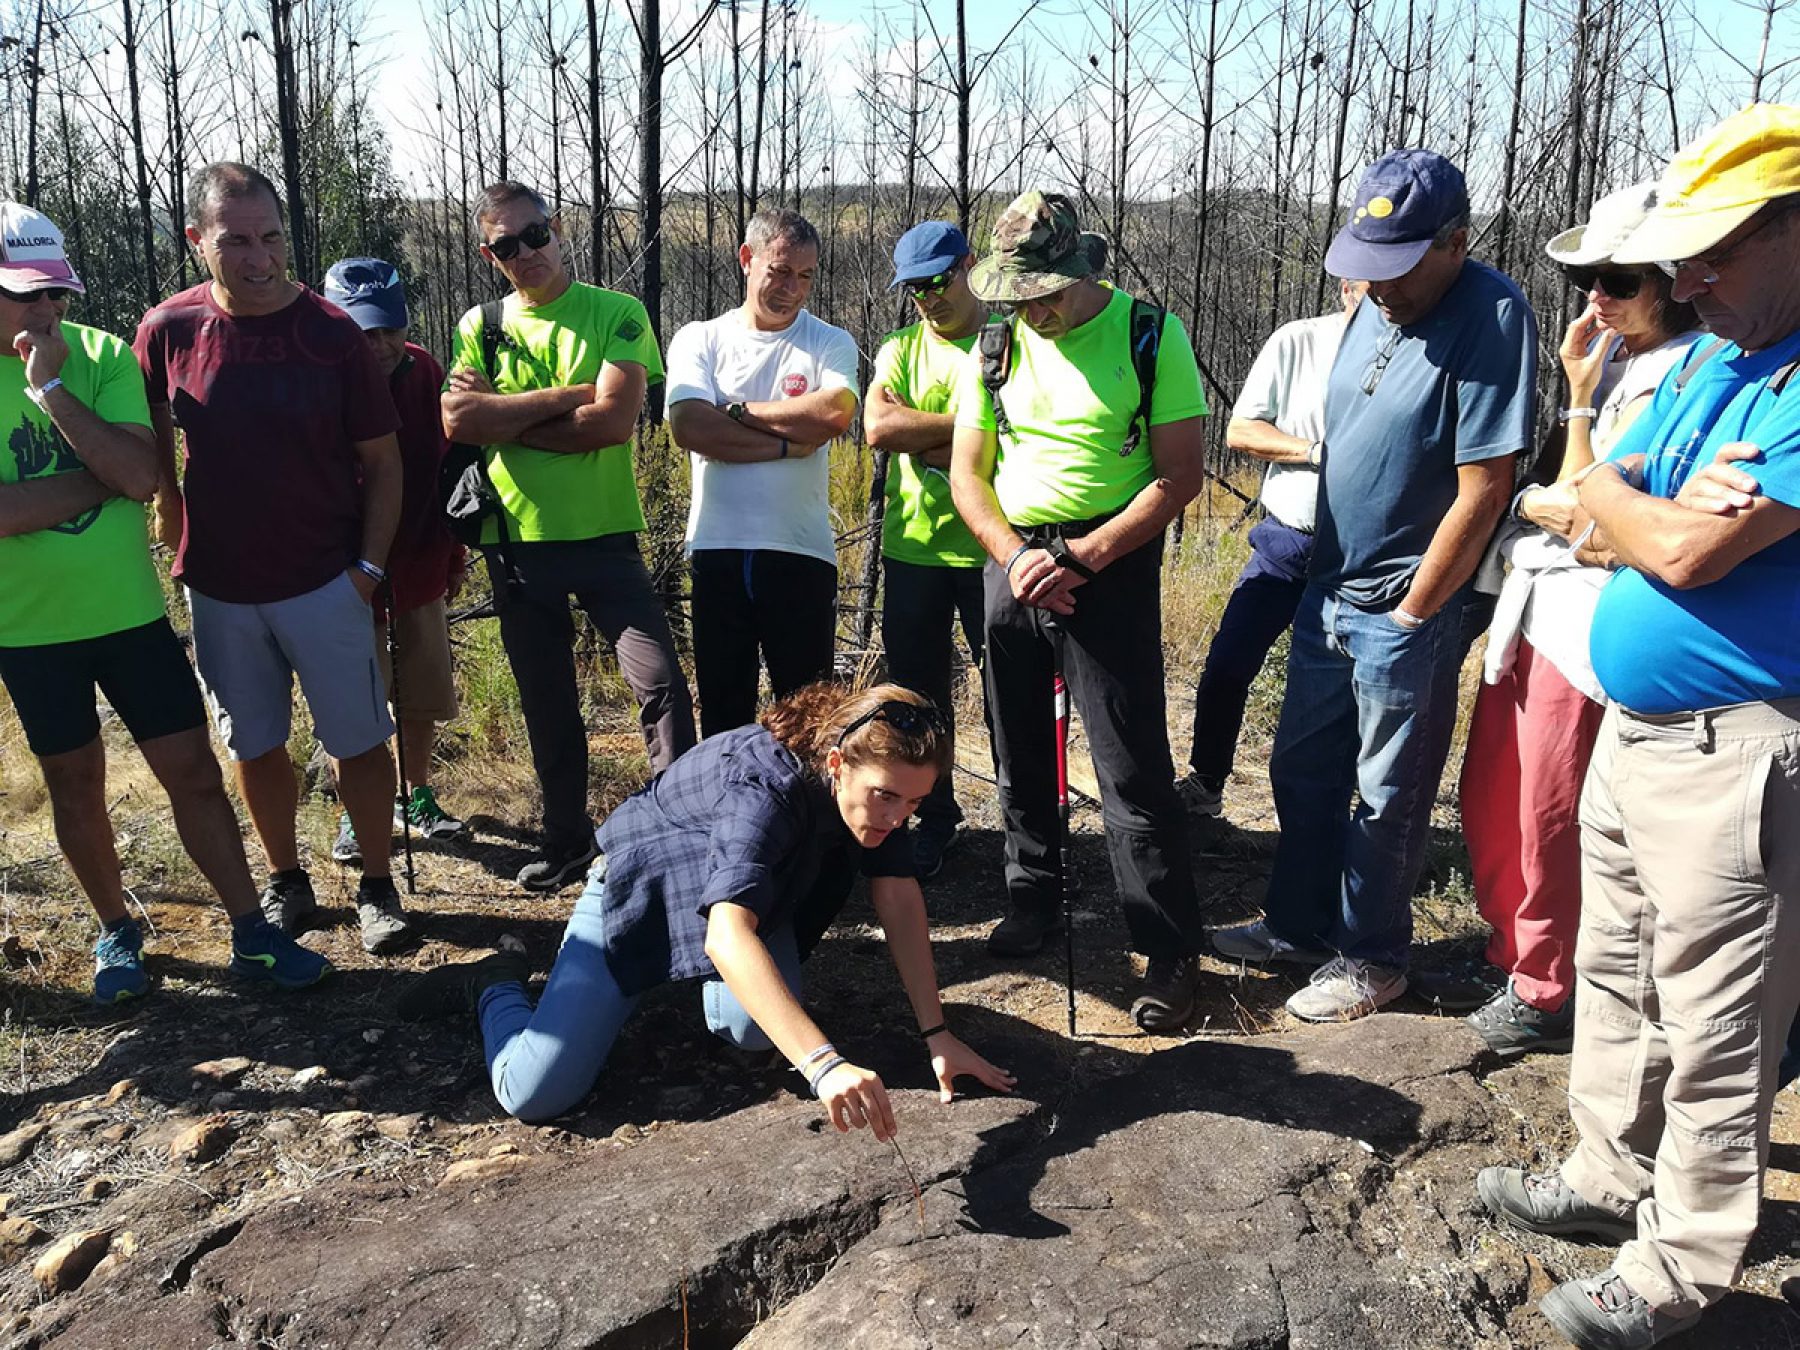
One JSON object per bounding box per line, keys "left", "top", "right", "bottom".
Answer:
{"left": 1588, "top": 330, "right": 1800, "bottom": 713}
{"left": 1312, "top": 261, "right": 1537, "bottom": 609}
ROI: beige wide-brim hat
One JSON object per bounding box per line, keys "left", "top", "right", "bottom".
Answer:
{"left": 1544, "top": 181, "right": 1660, "bottom": 266}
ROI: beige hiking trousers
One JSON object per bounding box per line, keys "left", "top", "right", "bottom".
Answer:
{"left": 1561, "top": 697, "right": 1800, "bottom": 1315}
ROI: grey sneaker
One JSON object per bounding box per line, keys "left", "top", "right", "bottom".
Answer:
{"left": 1468, "top": 979, "right": 1575, "bottom": 1058}
{"left": 1132, "top": 956, "right": 1199, "bottom": 1033}
{"left": 1285, "top": 955, "right": 1407, "bottom": 1022}
{"left": 1211, "top": 918, "right": 1331, "bottom": 967}
{"left": 517, "top": 837, "right": 599, "bottom": 893}
{"left": 260, "top": 869, "right": 319, "bottom": 935}
{"left": 1177, "top": 772, "right": 1224, "bottom": 819}
{"left": 1475, "top": 1166, "right": 1636, "bottom": 1243}
{"left": 986, "top": 905, "right": 1065, "bottom": 958}
{"left": 1539, "top": 1268, "right": 1700, "bottom": 1349}
{"left": 331, "top": 811, "right": 361, "bottom": 866}
{"left": 356, "top": 877, "right": 418, "bottom": 955}
{"left": 396, "top": 936, "right": 529, "bottom": 1020}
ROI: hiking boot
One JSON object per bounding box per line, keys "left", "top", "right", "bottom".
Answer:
{"left": 1538, "top": 1268, "right": 1701, "bottom": 1349}
{"left": 396, "top": 937, "right": 530, "bottom": 1021}
{"left": 517, "top": 836, "right": 599, "bottom": 892}
{"left": 331, "top": 811, "right": 361, "bottom": 866}
{"left": 1211, "top": 918, "right": 1331, "bottom": 967}
{"left": 356, "top": 876, "right": 418, "bottom": 955}
{"left": 986, "top": 905, "right": 1065, "bottom": 958}
{"left": 1476, "top": 1167, "right": 1636, "bottom": 1243}
{"left": 1177, "top": 771, "right": 1224, "bottom": 819}
{"left": 1468, "top": 979, "right": 1575, "bottom": 1059}
{"left": 1411, "top": 953, "right": 1507, "bottom": 1012}
{"left": 397, "top": 785, "right": 470, "bottom": 843}
{"left": 1285, "top": 955, "right": 1407, "bottom": 1022}
{"left": 259, "top": 869, "right": 319, "bottom": 935}
{"left": 229, "top": 918, "right": 333, "bottom": 989}
{"left": 911, "top": 816, "right": 961, "bottom": 880}
{"left": 92, "top": 919, "right": 147, "bottom": 1004}
{"left": 1132, "top": 956, "right": 1199, "bottom": 1033}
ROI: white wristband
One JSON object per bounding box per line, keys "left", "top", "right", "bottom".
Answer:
{"left": 1392, "top": 607, "right": 1426, "bottom": 630}
{"left": 1560, "top": 406, "right": 1598, "bottom": 423}
{"left": 25, "top": 376, "right": 63, "bottom": 409}
{"left": 1307, "top": 441, "right": 1324, "bottom": 468}
{"left": 1569, "top": 520, "right": 1599, "bottom": 551}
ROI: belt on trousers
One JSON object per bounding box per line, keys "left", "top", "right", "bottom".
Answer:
{"left": 1617, "top": 697, "right": 1800, "bottom": 752}
{"left": 1014, "top": 508, "right": 1125, "bottom": 546}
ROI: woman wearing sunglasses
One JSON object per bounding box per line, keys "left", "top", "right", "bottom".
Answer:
{"left": 1450, "top": 183, "right": 1702, "bottom": 1056}
{"left": 400, "top": 682, "right": 1015, "bottom": 1132}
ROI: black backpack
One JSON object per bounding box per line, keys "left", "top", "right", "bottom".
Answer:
{"left": 439, "top": 299, "right": 520, "bottom": 587}
{"left": 976, "top": 296, "right": 1166, "bottom": 456}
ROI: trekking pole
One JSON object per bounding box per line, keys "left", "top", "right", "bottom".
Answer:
{"left": 1045, "top": 615, "right": 1078, "bottom": 1039}
{"left": 384, "top": 589, "right": 417, "bottom": 896}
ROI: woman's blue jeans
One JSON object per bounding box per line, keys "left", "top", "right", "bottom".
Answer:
{"left": 477, "top": 863, "right": 802, "bottom": 1122}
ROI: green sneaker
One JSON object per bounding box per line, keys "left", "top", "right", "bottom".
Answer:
{"left": 93, "top": 919, "right": 148, "bottom": 1004}
{"left": 396, "top": 786, "right": 469, "bottom": 842}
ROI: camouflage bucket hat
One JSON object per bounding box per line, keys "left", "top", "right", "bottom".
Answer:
{"left": 970, "top": 190, "right": 1106, "bottom": 302}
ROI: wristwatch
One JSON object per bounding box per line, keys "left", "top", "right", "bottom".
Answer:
{"left": 725, "top": 401, "right": 748, "bottom": 422}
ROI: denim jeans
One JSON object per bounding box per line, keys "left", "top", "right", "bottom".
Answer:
{"left": 478, "top": 865, "right": 802, "bottom": 1122}
{"left": 1263, "top": 582, "right": 1477, "bottom": 968}
{"left": 1188, "top": 517, "right": 1313, "bottom": 784}
{"left": 882, "top": 558, "right": 988, "bottom": 827}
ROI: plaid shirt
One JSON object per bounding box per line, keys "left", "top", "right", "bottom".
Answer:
{"left": 595, "top": 725, "right": 915, "bottom": 995}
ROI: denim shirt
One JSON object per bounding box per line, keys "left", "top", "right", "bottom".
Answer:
{"left": 594, "top": 725, "right": 915, "bottom": 995}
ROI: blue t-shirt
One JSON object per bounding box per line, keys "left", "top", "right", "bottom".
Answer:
{"left": 1588, "top": 332, "right": 1800, "bottom": 713}
{"left": 593, "top": 725, "right": 916, "bottom": 995}
{"left": 1312, "top": 261, "right": 1537, "bottom": 608}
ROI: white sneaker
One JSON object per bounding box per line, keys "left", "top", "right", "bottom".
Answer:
{"left": 1210, "top": 919, "right": 1331, "bottom": 967}
{"left": 1285, "top": 955, "right": 1407, "bottom": 1022}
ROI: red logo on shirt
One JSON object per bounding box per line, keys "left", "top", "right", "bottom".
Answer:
{"left": 781, "top": 372, "right": 810, "bottom": 397}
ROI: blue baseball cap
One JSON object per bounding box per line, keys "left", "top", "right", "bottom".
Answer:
{"left": 322, "top": 257, "right": 407, "bottom": 330}
{"left": 1324, "top": 150, "right": 1470, "bottom": 282}
{"left": 889, "top": 221, "right": 971, "bottom": 289}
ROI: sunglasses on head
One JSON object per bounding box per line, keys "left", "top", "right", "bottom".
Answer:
{"left": 0, "top": 284, "right": 73, "bottom": 304}
{"left": 486, "top": 219, "right": 553, "bottom": 262}
{"left": 835, "top": 699, "right": 949, "bottom": 749}
{"left": 1562, "top": 265, "right": 1644, "bottom": 301}
{"left": 902, "top": 271, "right": 954, "bottom": 298}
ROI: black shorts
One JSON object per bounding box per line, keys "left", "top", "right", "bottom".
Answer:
{"left": 0, "top": 617, "right": 206, "bottom": 757}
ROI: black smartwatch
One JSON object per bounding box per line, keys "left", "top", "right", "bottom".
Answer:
{"left": 725, "top": 401, "right": 748, "bottom": 422}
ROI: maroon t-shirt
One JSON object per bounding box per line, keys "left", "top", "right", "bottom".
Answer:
{"left": 384, "top": 342, "right": 463, "bottom": 616}
{"left": 134, "top": 283, "right": 401, "bottom": 604}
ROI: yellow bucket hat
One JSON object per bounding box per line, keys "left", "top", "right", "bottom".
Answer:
{"left": 1613, "top": 103, "right": 1800, "bottom": 265}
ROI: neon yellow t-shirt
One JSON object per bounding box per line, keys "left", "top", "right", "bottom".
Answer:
{"left": 954, "top": 287, "right": 1208, "bottom": 526}
{"left": 870, "top": 323, "right": 984, "bottom": 568}
{"left": 450, "top": 282, "right": 664, "bottom": 543}
{"left": 0, "top": 323, "right": 160, "bottom": 647}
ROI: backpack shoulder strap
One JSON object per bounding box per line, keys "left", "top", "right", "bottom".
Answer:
{"left": 1673, "top": 336, "right": 1728, "bottom": 393}
{"left": 1121, "top": 298, "right": 1165, "bottom": 457}
{"left": 976, "top": 316, "right": 1015, "bottom": 441}
{"left": 1770, "top": 358, "right": 1800, "bottom": 395}
{"left": 479, "top": 298, "right": 506, "bottom": 381}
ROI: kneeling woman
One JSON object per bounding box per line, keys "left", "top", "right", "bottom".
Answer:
{"left": 404, "top": 683, "right": 1015, "bottom": 1132}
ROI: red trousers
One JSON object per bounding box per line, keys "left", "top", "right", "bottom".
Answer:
{"left": 1459, "top": 637, "right": 1606, "bottom": 1011}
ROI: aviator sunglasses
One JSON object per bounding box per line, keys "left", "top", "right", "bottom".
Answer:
{"left": 1562, "top": 265, "right": 1644, "bottom": 301}
{"left": 486, "top": 219, "right": 554, "bottom": 262}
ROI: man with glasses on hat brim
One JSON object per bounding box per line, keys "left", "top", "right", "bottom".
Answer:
{"left": 1212, "top": 149, "right": 1535, "bottom": 1023}
{"left": 0, "top": 201, "right": 330, "bottom": 1001}
{"left": 140, "top": 162, "right": 413, "bottom": 957}
{"left": 442, "top": 181, "right": 694, "bottom": 894}
{"left": 322, "top": 257, "right": 470, "bottom": 865}
{"left": 948, "top": 189, "right": 1209, "bottom": 1033}
{"left": 865, "top": 221, "right": 994, "bottom": 879}
{"left": 1476, "top": 103, "right": 1800, "bottom": 1350}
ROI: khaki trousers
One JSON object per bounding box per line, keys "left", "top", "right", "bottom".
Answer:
{"left": 1562, "top": 697, "right": 1800, "bottom": 1315}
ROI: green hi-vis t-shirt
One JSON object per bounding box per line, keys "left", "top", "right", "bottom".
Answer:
{"left": 870, "top": 322, "right": 984, "bottom": 568}
{"left": 953, "top": 286, "right": 1208, "bottom": 526}
{"left": 450, "top": 282, "right": 664, "bottom": 543}
{"left": 0, "top": 323, "right": 160, "bottom": 647}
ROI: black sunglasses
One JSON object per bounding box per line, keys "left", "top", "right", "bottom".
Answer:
{"left": 486, "top": 219, "right": 553, "bottom": 262}
{"left": 836, "top": 699, "right": 949, "bottom": 748}
{"left": 1562, "top": 265, "right": 1644, "bottom": 301}
{"left": 902, "top": 272, "right": 954, "bottom": 298}
{"left": 1362, "top": 323, "right": 1402, "bottom": 396}
{"left": 0, "top": 284, "right": 73, "bottom": 304}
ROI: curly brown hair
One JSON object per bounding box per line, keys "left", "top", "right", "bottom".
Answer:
{"left": 760, "top": 682, "right": 952, "bottom": 778}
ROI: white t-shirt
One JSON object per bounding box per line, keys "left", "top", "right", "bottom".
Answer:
{"left": 665, "top": 308, "right": 860, "bottom": 565}
{"left": 1230, "top": 312, "right": 1348, "bottom": 532}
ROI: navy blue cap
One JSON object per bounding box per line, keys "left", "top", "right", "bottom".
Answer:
{"left": 889, "top": 221, "right": 971, "bottom": 289}
{"left": 1324, "top": 150, "right": 1470, "bottom": 282}
{"left": 322, "top": 257, "right": 408, "bottom": 330}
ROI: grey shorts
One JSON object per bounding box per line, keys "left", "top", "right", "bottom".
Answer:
{"left": 187, "top": 572, "right": 395, "bottom": 761}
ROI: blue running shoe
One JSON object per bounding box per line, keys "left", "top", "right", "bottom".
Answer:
{"left": 93, "top": 919, "right": 148, "bottom": 1004}
{"left": 230, "top": 918, "right": 333, "bottom": 989}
